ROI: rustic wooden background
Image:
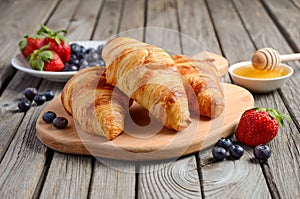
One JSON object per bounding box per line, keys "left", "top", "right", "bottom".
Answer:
{"left": 0, "top": 0, "right": 299, "bottom": 198}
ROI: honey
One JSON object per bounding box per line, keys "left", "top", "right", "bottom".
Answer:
{"left": 233, "top": 65, "right": 290, "bottom": 79}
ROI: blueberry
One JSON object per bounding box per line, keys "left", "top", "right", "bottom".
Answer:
{"left": 254, "top": 144, "right": 271, "bottom": 161}
{"left": 97, "top": 44, "right": 105, "bottom": 57}
{"left": 79, "top": 60, "right": 88, "bottom": 67}
{"left": 43, "top": 90, "right": 55, "bottom": 101}
{"left": 18, "top": 99, "right": 31, "bottom": 112}
{"left": 79, "top": 45, "right": 86, "bottom": 54}
{"left": 42, "top": 111, "right": 57, "bottom": 123}
{"left": 23, "top": 87, "right": 38, "bottom": 101}
{"left": 53, "top": 117, "right": 68, "bottom": 129}
{"left": 64, "top": 63, "right": 78, "bottom": 71}
{"left": 85, "top": 47, "right": 94, "bottom": 54}
{"left": 229, "top": 144, "right": 244, "bottom": 159}
{"left": 77, "top": 52, "right": 87, "bottom": 61}
{"left": 69, "top": 58, "right": 80, "bottom": 66}
{"left": 215, "top": 138, "right": 233, "bottom": 150}
{"left": 34, "top": 94, "right": 46, "bottom": 106}
{"left": 70, "top": 43, "right": 81, "bottom": 55}
{"left": 87, "top": 50, "right": 99, "bottom": 63}
{"left": 212, "top": 146, "right": 227, "bottom": 161}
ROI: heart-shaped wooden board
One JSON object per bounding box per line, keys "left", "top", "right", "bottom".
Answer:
{"left": 36, "top": 52, "right": 254, "bottom": 161}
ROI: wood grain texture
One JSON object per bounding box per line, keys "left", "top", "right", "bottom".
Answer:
{"left": 0, "top": 73, "right": 40, "bottom": 160}
{"left": 233, "top": 0, "right": 300, "bottom": 198}
{"left": 118, "top": 0, "right": 145, "bottom": 41}
{"left": 202, "top": 0, "right": 273, "bottom": 198}
{"left": 201, "top": 148, "right": 271, "bottom": 199}
{"left": 0, "top": 92, "right": 50, "bottom": 198}
{"left": 93, "top": 0, "right": 123, "bottom": 41}
{"left": 67, "top": 0, "right": 103, "bottom": 40}
{"left": 39, "top": 153, "right": 92, "bottom": 199}
{"left": 145, "top": 0, "right": 180, "bottom": 54}
{"left": 176, "top": 0, "right": 221, "bottom": 56}
{"left": 262, "top": 0, "right": 300, "bottom": 51}
{"left": 138, "top": 156, "right": 201, "bottom": 198}
{"left": 89, "top": 159, "right": 136, "bottom": 199}
{"left": 207, "top": 0, "right": 255, "bottom": 64}
{"left": 46, "top": 0, "right": 81, "bottom": 31}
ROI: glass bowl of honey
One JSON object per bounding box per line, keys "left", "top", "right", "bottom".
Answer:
{"left": 229, "top": 61, "right": 294, "bottom": 93}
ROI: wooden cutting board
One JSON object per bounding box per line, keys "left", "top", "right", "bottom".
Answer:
{"left": 36, "top": 83, "right": 253, "bottom": 161}
{"left": 36, "top": 52, "right": 251, "bottom": 161}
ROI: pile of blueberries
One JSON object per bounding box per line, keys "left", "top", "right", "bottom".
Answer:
{"left": 63, "top": 43, "right": 106, "bottom": 71}
{"left": 17, "top": 88, "right": 68, "bottom": 129}
{"left": 18, "top": 88, "right": 54, "bottom": 112}
{"left": 212, "top": 138, "right": 271, "bottom": 161}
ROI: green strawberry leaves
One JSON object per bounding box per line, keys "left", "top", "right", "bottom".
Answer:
{"left": 37, "top": 24, "right": 68, "bottom": 44}
{"left": 28, "top": 44, "right": 54, "bottom": 71}
{"left": 256, "top": 107, "right": 291, "bottom": 127}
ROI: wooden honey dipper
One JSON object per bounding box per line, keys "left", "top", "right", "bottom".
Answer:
{"left": 252, "top": 48, "right": 300, "bottom": 70}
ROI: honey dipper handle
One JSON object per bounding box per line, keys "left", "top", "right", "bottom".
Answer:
{"left": 280, "top": 53, "right": 300, "bottom": 62}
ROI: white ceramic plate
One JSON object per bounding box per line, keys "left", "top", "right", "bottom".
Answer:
{"left": 11, "top": 40, "right": 106, "bottom": 82}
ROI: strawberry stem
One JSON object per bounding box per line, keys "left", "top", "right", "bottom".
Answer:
{"left": 37, "top": 24, "right": 68, "bottom": 44}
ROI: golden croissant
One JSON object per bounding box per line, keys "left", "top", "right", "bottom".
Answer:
{"left": 102, "top": 37, "right": 191, "bottom": 131}
{"left": 61, "top": 67, "right": 130, "bottom": 140}
{"left": 172, "top": 55, "right": 224, "bottom": 118}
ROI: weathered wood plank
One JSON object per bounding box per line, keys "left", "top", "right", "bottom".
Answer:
{"left": 89, "top": 158, "right": 136, "bottom": 199}
{"left": 233, "top": 0, "right": 300, "bottom": 198}
{"left": 207, "top": 0, "right": 255, "bottom": 64}
{"left": 45, "top": 0, "right": 81, "bottom": 32}
{"left": 0, "top": 80, "right": 64, "bottom": 198}
{"left": 0, "top": 73, "right": 40, "bottom": 160}
{"left": 262, "top": 0, "right": 300, "bottom": 52}
{"left": 39, "top": 153, "right": 92, "bottom": 199}
{"left": 0, "top": 0, "right": 59, "bottom": 91}
{"left": 138, "top": 157, "right": 201, "bottom": 199}
{"left": 202, "top": 0, "right": 272, "bottom": 198}
{"left": 67, "top": 0, "right": 104, "bottom": 41}
{"left": 176, "top": 0, "right": 221, "bottom": 56}
{"left": 93, "top": 0, "right": 123, "bottom": 41}
{"left": 118, "top": 0, "right": 145, "bottom": 41}
{"left": 145, "top": 0, "right": 180, "bottom": 54}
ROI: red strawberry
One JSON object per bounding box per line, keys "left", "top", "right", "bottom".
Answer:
{"left": 28, "top": 45, "right": 64, "bottom": 72}
{"left": 19, "top": 35, "right": 44, "bottom": 59}
{"left": 235, "top": 108, "right": 290, "bottom": 147}
{"left": 37, "top": 25, "right": 71, "bottom": 63}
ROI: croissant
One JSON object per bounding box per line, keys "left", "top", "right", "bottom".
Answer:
{"left": 102, "top": 37, "right": 191, "bottom": 131}
{"left": 172, "top": 54, "right": 224, "bottom": 118}
{"left": 61, "top": 67, "right": 130, "bottom": 140}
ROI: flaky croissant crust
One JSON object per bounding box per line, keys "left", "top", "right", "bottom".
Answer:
{"left": 102, "top": 37, "right": 191, "bottom": 131}
{"left": 172, "top": 55, "right": 224, "bottom": 118}
{"left": 61, "top": 67, "right": 129, "bottom": 140}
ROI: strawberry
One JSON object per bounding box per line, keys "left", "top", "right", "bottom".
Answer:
{"left": 28, "top": 45, "right": 64, "bottom": 72}
{"left": 19, "top": 35, "right": 44, "bottom": 59}
{"left": 235, "top": 107, "right": 290, "bottom": 147}
{"left": 37, "top": 25, "right": 71, "bottom": 63}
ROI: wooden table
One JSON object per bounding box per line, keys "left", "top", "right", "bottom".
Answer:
{"left": 0, "top": 0, "right": 299, "bottom": 198}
